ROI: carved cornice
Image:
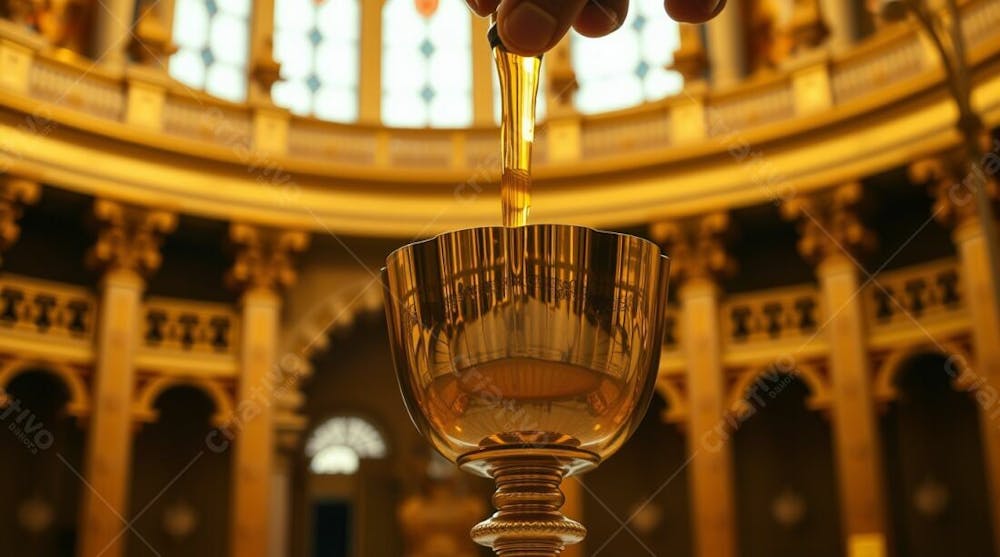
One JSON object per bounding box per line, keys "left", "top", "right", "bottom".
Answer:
{"left": 226, "top": 224, "right": 309, "bottom": 293}
{"left": 0, "top": 176, "right": 40, "bottom": 262}
{"left": 650, "top": 211, "right": 737, "bottom": 286}
{"left": 908, "top": 145, "right": 999, "bottom": 230}
{"left": 86, "top": 199, "right": 177, "bottom": 278}
{"left": 782, "top": 182, "right": 876, "bottom": 265}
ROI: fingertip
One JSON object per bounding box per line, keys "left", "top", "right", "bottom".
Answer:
{"left": 468, "top": 0, "right": 500, "bottom": 16}
{"left": 664, "top": 0, "right": 725, "bottom": 23}
{"left": 573, "top": 0, "right": 628, "bottom": 38}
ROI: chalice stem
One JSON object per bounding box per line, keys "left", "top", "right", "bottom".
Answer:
{"left": 470, "top": 456, "right": 587, "bottom": 556}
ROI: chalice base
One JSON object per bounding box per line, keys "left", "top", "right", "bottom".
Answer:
{"left": 459, "top": 446, "right": 600, "bottom": 557}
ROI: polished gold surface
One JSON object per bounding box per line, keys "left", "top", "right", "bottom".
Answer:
{"left": 383, "top": 224, "right": 670, "bottom": 555}
{"left": 491, "top": 22, "right": 542, "bottom": 228}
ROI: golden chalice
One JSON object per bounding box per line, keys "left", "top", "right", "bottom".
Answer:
{"left": 383, "top": 224, "right": 670, "bottom": 556}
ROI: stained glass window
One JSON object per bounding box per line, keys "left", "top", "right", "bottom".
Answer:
{"left": 170, "top": 0, "right": 251, "bottom": 102}
{"left": 571, "top": 0, "right": 684, "bottom": 114}
{"left": 382, "top": 0, "right": 472, "bottom": 127}
{"left": 307, "top": 416, "right": 387, "bottom": 475}
{"left": 272, "top": 0, "right": 360, "bottom": 122}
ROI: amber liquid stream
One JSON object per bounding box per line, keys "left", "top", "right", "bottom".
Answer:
{"left": 491, "top": 24, "right": 542, "bottom": 228}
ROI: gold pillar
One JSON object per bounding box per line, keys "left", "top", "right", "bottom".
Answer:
{"left": 0, "top": 176, "right": 40, "bottom": 265}
{"left": 651, "top": 213, "right": 737, "bottom": 557}
{"left": 783, "top": 183, "right": 888, "bottom": 557}
{"left": 818, "top": 0, "right": 863, "bottom": 52}
{"left": 561, "top": 478, "right": 584, "bottom": 557}
{"left": 471, "top": 14, "right": 494, "bottom": 126}
{"left": 78, "top": 200, "right": 176, "bottom": 557}
{"left": 90, "top": 0, "right": 136, "bottom": 67}
{"left": 248, "top": 0, "right": 279, "bottom": 104}
{"left": 910, "top": 153, "right": 1000, "bottom": 556}
{"left": 705, "top": 0, "right": 748, "bottom": 88}
{"left": 227, "top": 224, "right": 308, "bottom": 557}
{"left": 359, "top": 0, "right": 383, "bottom": 124}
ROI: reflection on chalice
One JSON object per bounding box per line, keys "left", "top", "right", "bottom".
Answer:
{"left": 383, "top": 225, "right": 670, "bottom": 556}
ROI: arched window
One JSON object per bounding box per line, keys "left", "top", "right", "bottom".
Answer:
{"left": 272, "top": 0, "right": 361, "bottom": 122}
{"left": 169, "top": 0, "right": 251, "bottom": 102}
{"left": 381, "top": 0, "right": 472, "bottom": 127}
{"left": 570, "top": 0, "right": 683, "bottom": 114}
{"left": 306, "top": 416, "right": 387, "bottom": 475}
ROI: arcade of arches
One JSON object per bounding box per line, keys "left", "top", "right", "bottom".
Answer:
{"left": 1, "top": 0, "right": 1000, "bottom": 556}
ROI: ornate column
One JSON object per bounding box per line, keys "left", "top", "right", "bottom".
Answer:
{"left": 651, "top": 212, "right": 737, "bottom": 557}
{"left": 818, "top": 0, "right": 863, "bottom": 52}
{"left": 471, "top": 13, "right": 494, "bottom": 126}
{"left": 128, "top": 0, "right": 176, "bottom": 69}
{"left": 78, "top": 200, "right": 176, "bottom": 557}
{"left": 560, "top": 478, "right": 584, "bottom": 557}
{"left": 90, "top": 0, "right": 137, "bottom": 68}
{"left": 248, "top": 0, "right": 280, "bottom": 104}
{"left": 227, "top": 224, "right": 308, "bottom": 557}
{"left": 783, "top": 183, "right": 888, "bottom": 557}
{"left": 543, "top": 36, "right": 581, "bottom": 163}
{"left": 0, "top": 176, "right": 40, "bottom": 266}
{"left": 910, "top": 151, "right": 1000, "bottom": 556}
{"left": 358, "top": 0, "right": 383, "bottom": 124}
{"left": 705, "top": 0, "right": 748, "bottom": 88}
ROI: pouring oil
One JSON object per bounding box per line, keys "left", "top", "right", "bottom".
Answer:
{"left": 489, "top": 21, "right": 542, "bottom": 228}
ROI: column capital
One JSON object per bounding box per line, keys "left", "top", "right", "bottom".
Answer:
{"left": 671, "top": 23, "right": 709, "bottom": 83}
{"left": 129, "top": 0, "right": 178, "bottom": 69}
{"left": 226, "top": 223, "right": 309, "bottom": 294}
{"left": 782, "top": 182, "right": 876, "bottom": 267}
{"left": 0, "top": 176, "right": 40, "bottom": 260}
{"left": 909, "top": 147, "right": 999, "bottom": 233}
{"left": 545, "top": 36, "right": 578, "bottom": 117}
{"left": 86, "top": 199, "right": 176, "bottom": 280}
{"left": 650, "top": 211, "right": 736, "bottom": 288}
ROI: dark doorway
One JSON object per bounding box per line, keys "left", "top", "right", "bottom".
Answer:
{"left": 733, "top": 375, "right": 842, "bottom": 557}
{"left": 0, "top": 370, "right": 85, "bottom": 557}
{"left": 881, "top": 352, "right": 995, "bottom": 557}
{"left": 313, "top": 500, "right": 352, "bottom": 557}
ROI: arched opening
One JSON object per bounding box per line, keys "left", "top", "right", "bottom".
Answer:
{"left": 881, "top": 352, "right": 995, "bottom": 556}
{"left": 733, "top": 375, "right": 842, "bottom": 557}
{"left": 0, "top": 369, "right": 85, "bottom": 556}
{"left": 290, "top": 319, "right": 422, "bottom": 557}
{"left": 583, "top": 395, "right": 692, "bottom": 556}
{"left": 303, "top": 415, "right": 388, "bottom": 557}
{"left": 127, "top": 386, "right": 231, "bottom": 557}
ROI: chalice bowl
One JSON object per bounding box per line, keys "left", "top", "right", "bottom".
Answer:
{"left": 383, "top": 224, "right": 670, "bottom": 556}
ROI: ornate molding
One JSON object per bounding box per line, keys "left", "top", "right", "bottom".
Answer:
{"left": 909, "top": 145, "right": 999, "bottom": 230}
{"left": 782, "top": 182, "right": 876, "bottom": 265}
{"left": 86, "top": 199, "right": 176, "bottom": 278}
{"left": 226, "top": 224, "right": 309, "bottom": 293}
{"left": 0, "top": 176, "right": 40, "bottom": 262}
{"left": 650, "top": 211, "right": 736, "bottom": 286}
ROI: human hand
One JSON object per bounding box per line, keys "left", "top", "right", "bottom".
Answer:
{"left": 469, "top": 0, "right": 726, "bottom": 56}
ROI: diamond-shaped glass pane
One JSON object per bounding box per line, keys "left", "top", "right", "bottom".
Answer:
{"left": 308, "top": 28, "right": 323, "bottom": 46}
{"left": 200, "top": 47, "right": 215, "bottom": 66}
{"left": 419, "top": 38, "right": 435, "bottom": 58}
{"left": 420, "top": 84, "right": 435, "bottom": 103}
{"left": 306, "top": 74, "right": 322, "bottom": 92}
{"left": 205, "top": 0, "right": 218, "bottom": 16}
{"left": 632, "top": 14, "right": 647, "bottom": 32}
{"left": 635, "top": 60, "right": 649, "bottom": 78}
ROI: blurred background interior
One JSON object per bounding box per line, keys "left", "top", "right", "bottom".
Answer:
{"left": 0, "top": 0, "right": 999, "bottom": 556}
